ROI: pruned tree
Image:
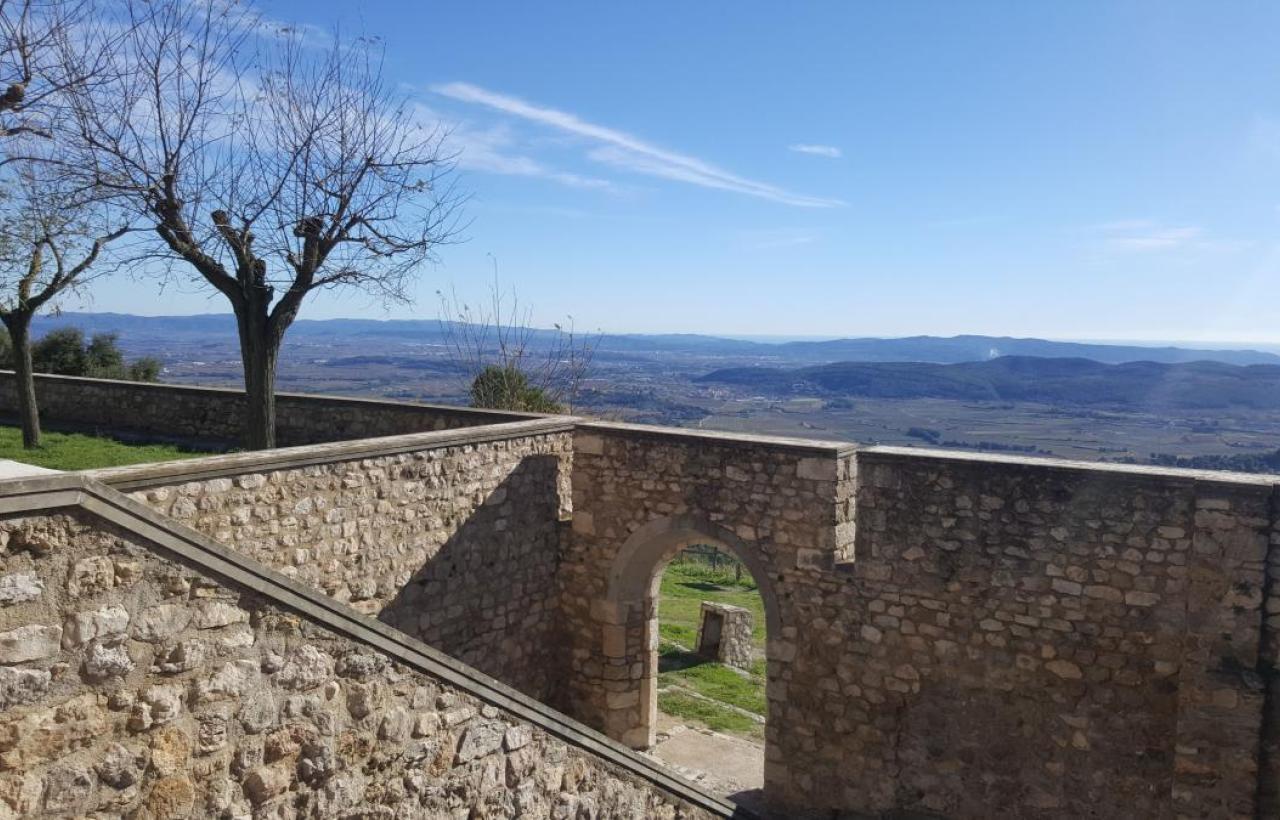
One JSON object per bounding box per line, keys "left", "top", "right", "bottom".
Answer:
{"left": 70, "top": 0, "right": 462, "bottom": 449}
{"left": 0, "top": 145, "right": 126, "bottom": 447}
{"left": 438, "top": 275, "right": 599, "bottom": 414}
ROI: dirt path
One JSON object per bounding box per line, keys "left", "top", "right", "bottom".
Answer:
{"left": 647, "top": 713, "right": 765, "bottom": 812}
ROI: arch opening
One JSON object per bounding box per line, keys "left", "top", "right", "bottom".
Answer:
{"left": 602, "top": 514, "right": 780, "bottom": 802}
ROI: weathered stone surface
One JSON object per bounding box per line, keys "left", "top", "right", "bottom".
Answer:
{"left": 695, "top": 601, "right": 753, "bottom": 670}
{"left": 0, "top": 666, "right": 50, "bottom": 707}
{"left": 96, "top": 742, "right": 141, "bottom": 788}
{"left": 41, "top": 764, "right": 94, "bottom": 813}
{"left": 0, "top": 624, "right": 61, "bottom": 663}
{"left": 83, "top": 640, "right": 134, "bottom": 680}
{"left": 67, "top": 556, "right": 114, "bottom": 598}
{"left": 120, "top": 428, "right": 573, "bottom": 704}
{"left": 63, "top": 605, "right": 129, "bottom": 647}
{"left": 456, "top": 720, "right": 505, "bottom": 763}
{"left": 0, "top": 572, "right": 42, "bottom": 605}
{"left": 0, "top": 507, "right": 712, "bottom": 820}
{"left": 131, "top": 684, "right": 184, "bottom": 729}
{"left": 192, "top": 600, "right": 248, "bottom": 629}
{"left": 275, "top": 645, "right": 333, "bottom": 692}
{"left": 131, "top": 604, "right": 191, "bottom": 642}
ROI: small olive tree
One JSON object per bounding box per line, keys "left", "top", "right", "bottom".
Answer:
{"left": 72, "top": 0, "right": 461, "bottom": 449}
{"left": 438, "top": 277, "right": 598, "bottom": 414}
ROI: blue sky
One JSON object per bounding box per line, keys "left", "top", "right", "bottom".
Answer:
{"left": 90, "top": 1, "right": 1280, "bottom": 342}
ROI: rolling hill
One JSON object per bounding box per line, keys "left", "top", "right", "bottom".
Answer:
{"left": 697, "top": 356, "right": 1280, "bottom": 411}
{"left": 25, "top": 313, "right": 1280, "bottom": 368}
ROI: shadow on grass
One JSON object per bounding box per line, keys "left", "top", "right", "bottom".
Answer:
{"left": 677, "top": 581, "right": 735, "bottom": 593}
{"left": 659, "top": 646, "right": 709, "bottom": 674}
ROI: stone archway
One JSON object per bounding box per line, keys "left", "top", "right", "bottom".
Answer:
{"left": 603, "top": 514, "right": 782, "bottom": 749}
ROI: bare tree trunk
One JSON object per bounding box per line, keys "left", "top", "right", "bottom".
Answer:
{"left": 235, "top": 308, "right": 279, "bottom": 451}
{"left": 2, "top": 312, "right": 40, "bottom": 448}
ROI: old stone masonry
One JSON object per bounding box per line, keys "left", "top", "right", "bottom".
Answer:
{"left": 1, "top": 373, "right": 1279, "bottom": 818}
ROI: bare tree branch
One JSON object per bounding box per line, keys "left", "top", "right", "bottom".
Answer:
{"left": 438, "top": 269, "right": 600, "bottom": 414}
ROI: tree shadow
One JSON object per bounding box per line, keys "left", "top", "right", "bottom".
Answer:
{"left": 659, "top": 646, "right": 709, "bottom": 674}
{"left": 678, "top": 580, "right": 734, "bottom": 593}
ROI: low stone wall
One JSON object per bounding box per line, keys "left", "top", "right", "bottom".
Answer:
{"left": 0, "top": 371, "right": 544, "bottom": 448}
{"left": 0, "top": 476, "right": 730, "bottom": 818}
{"left": 89, "top": 420, "right": 575, "bottom": 703}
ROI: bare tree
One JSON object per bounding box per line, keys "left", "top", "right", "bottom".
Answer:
{"left": 438, "top": 273, "right": 598, "bottom": 414}
{"left": 0, "top": 142, "right": 126, "bottom": 446}
{"left": 0, "top": 0, "right": 116, "bottom": 142}
{"left": 70, "top": 0, "right": 462, "bottom": 449}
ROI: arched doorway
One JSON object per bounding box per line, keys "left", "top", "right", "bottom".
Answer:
{"left": 604, "top": 514, "right": 782, "bottom": 751}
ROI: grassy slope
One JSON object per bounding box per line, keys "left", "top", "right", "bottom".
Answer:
{"left": 0, "top": 427, "right": 200, "bottom": 470}
{"left": 657, "top": 559, "right": 768, "bottom": 740}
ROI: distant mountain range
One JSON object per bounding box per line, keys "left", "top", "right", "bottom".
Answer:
{"left": 27, "top": 312, "right": 1280, "bottom": 367}
{"left": 698, "top": 357, "right": 1280, "bottom": 410}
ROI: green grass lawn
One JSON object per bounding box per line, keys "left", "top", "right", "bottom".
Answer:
{"left": 657, "top": 556, "right": 768, "bottom": 741}
{"left": 657, "top": 690, "right": 763, "bottom": 739}
{"left": 0, "top": 426, "right": 203, "bottom": 471}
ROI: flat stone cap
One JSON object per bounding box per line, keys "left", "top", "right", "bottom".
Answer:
{"left": 0, "top": 460, "right": 57, "bottom": 479}
{"left": 701, "top": 601, "right": 751, "bottom": 616}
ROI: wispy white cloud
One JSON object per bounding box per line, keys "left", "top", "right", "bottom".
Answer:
{"left": 413, "top": 105, "right": 613, "bottom": 191}
{"left": 432, "top": 82, "right": 843, "bottom": 208}
{"left": 1086, "top": 219, "right": 1253, "bottom": 256}
{"left": 1097, "top": 220, "right": 1202, "bottom": 252}
{"left": 789, "top": 144, "right": 842, "bottom": 159}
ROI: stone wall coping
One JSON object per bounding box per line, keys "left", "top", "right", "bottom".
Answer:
{"left": 577, "top": 420, "right": 859, "bottom": 457}
{"left": 861, "top": 444, "right": 1280, "bottom": 489}
{"left": 0, "top": 471, "right": 745, "bottom": 819}
{"left": 0, "top": 369, "right": 557, "bottom": 422}
{"left": 85, "top": 417, "right": 581, "bottom": 491}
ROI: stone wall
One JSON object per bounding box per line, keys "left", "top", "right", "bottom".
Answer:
{"left": 0, "top": 484, "right": 727, "bottom": 818}
{"left": 565, "top": 425, "right": 1280, "bottom": 819}
{"left": 793, "top": 448, "right": 1273, "bottom": 818}
{"left": 0, "top": 371, "right": 542, "bottom": 449}
{"left": 90, "top": 421, "right": 574, "bottom": 703}
{"left": 6, "top": 378, "right": 1280, "bottom": 817}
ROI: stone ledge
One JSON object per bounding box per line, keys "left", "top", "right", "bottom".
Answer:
{"left": 577, "top": 420, "right": 858, "bottom": 458}
{"left": 0, "top": 370, "right": 555, "bottom": 423}
{"left": 0, "top": 472, "right": 745, "bottom": 819}
{"left": 860, "top": 444, "right": 1280, "bottom": 489}
{"left": 85, "top": 418, "right": 580, "bottom": 491}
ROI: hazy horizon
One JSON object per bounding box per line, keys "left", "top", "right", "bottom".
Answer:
{"left": 33, "top": 310, "right": 1280, "bottom": 354}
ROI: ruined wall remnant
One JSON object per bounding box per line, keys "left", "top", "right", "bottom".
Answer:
{"left": 0, "top": 478, "right": 731, "bottom": 819}
{"left": 696, "top": 602, "right": 753, "bottom": 670}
